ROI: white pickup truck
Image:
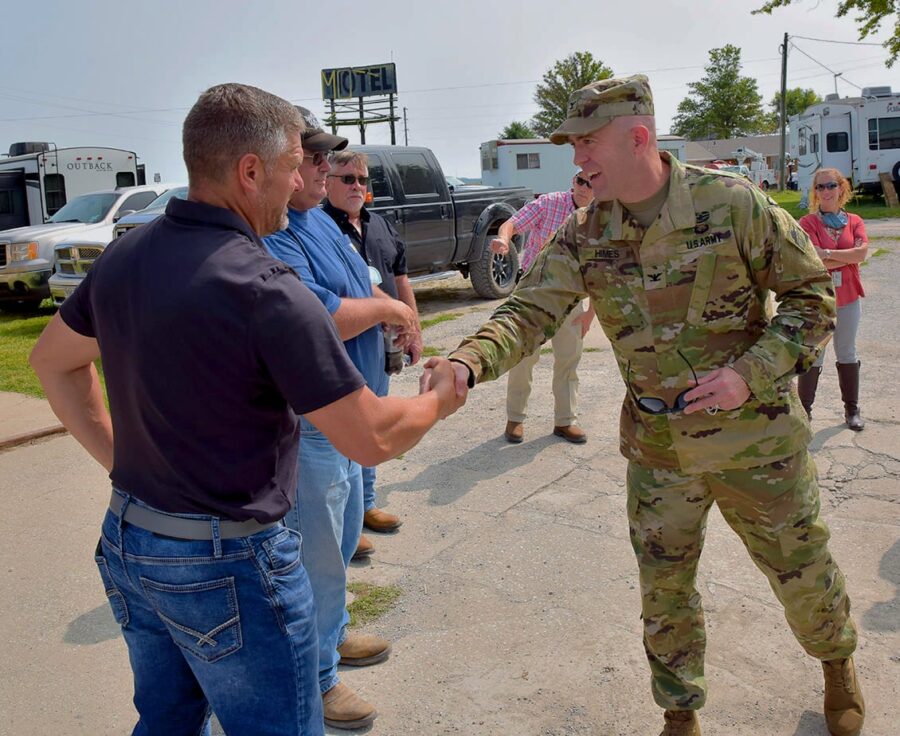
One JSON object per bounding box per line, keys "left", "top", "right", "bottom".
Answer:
{"left": 0, "top": 184, "right": 169, "bottom": 310}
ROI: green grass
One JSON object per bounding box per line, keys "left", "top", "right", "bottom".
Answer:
{"left": 769, "top": 190, "right": 900, "bottom": 221}
{"left": 420, "top": 312, "right": 462, "bottom": 330}
{"left": 0, "top": 304, "right": 106, "bottom": 400}
{"left": 347, "top": 582, "right": 401, "bottom": 628}
{"left": 861, "top": 247, "right": 890, "bottom": 268}
{"left": 0, "top": 306, "right": 55, "bottom": 397}
{"left": 421, "top": 345, "right": 443, "bottom": 357}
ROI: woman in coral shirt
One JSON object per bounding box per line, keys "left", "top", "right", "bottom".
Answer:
{"left": 797, "top": 168, "right": 868, "bottom": 430}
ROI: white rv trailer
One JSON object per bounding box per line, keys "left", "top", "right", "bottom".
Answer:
{"left": 788, "top": 86, "right": 900, "bottom": 195}
{"left": 480, "top": 135, "right": 686, "bottom": 196}
{"left": 0, "top": 143, "right": 142, "bottom": 230}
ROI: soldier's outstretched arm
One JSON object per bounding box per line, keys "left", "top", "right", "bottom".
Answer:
{"left": 449, "top": 216, "right": 588, "bottom": 386}
{"left": 729, "top": 196, "right": 835, "bottom": 404}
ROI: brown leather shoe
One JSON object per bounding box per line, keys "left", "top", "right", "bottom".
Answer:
{"left": 363, "top": 507, "right": 402, "bottom": 532}
{"left": 553, "top": 424, "right": 587, "bottom": 444}
{"left": 338, "top": 632, "right": 392, "bottom": 666}
{"left": 351, "top": 534, "right": 374, "bottom": 561}
{"left": 660, "top": 709, "right": 701, "bottom": 736}
{"left": 504, "top": 420, "right": 524, "bottom": 443}
{"left": 322, "top": 682, "right": 377, "bottom": 730}
{"left": 823, "top": 657, "right": 864, "bottom": 736}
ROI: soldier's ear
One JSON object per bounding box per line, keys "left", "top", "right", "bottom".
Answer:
{"left": 630, "top": 125, "right": 651, "bottom": 154}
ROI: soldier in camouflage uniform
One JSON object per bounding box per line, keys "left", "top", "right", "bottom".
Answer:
{"left": 445, "top": 76, "right": 863, "bottom": 736}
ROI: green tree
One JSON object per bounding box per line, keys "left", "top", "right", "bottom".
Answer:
{"left": 671, "top": 45, "right": 769, "bottom": 140}
{"left": 498, "top": 120, "right": 536, "bottom": 139}
{"left": 753, "top": 1, "right": 900, "bottom": 67}
{"left": 531, "top": 52, "right": 614, "bottom": 137}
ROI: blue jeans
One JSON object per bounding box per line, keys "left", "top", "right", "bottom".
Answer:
{"left": 362, "top": 369, "right": 390, "bottom": 511}
{"left": 95, "top": 491, "right": 323, "bottom": 736}
{"left": 286, "top": 418, "right": 364, "bottom": 693}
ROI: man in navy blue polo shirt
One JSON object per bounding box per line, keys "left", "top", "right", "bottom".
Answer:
{"left": 264, "top": 108, "right": 418, "bottom": 731}
{"left": 30, "top": 84, "right": 466, "bottom": 736}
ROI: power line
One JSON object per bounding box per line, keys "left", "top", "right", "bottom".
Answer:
{"left": 790, "top": 34, "right": 884, "bottom": 47}
{"left": 789, "top": 41, "right": 864, "bottom": 90}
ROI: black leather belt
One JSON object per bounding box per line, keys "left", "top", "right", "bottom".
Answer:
{"left": 109, "top": 491, "right": 281, "bottom": 540}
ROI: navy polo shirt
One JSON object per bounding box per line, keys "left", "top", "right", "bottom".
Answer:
{"left": 322, "top": 200, "right": 407, "bottom": 300}
{"left": 60, "top": 197, "right": 365, "bottom": 522}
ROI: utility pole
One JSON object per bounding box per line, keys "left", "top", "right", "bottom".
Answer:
{"left": 403, "top": 107, "right": 409, "bottom": 146}
{"left": 778, "top": 32, "right": 788, "bottom": 191}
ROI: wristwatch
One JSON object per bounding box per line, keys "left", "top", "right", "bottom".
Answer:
{"left": 824, "top": 249, "right": 832, "bottom": 257}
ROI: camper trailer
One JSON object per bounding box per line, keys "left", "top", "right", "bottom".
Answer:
{"left": 789, "top": 86, "right": 900, "bottom": 195}
{"left": 0, "top": 143, "right": 142, "bottom": 231}
{"left": 480, "top": 135, "right": 686, "bottom": 196}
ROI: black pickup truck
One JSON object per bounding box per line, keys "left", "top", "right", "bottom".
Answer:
{"left": 356, "top": 145, "right": 531, "bottom": 298}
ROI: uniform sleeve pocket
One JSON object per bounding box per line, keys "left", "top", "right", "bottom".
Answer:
{"left": 140, "top": 576, "right": 242, "bottom": 663}
{"left": 94, "top": 540, "right": 130, "bottom": 627}
{"left": 686, "top": 251, "right": 717, "bottom": 325}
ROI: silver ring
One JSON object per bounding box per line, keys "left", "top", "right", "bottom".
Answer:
{"left": 705, "top": 404, "right": 720, "bottom": 416}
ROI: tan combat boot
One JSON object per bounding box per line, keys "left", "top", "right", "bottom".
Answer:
{"left": 338, "top": 632, "right": 392, "bottom": 666}
{"left": 322, "top": 682, "right": 377, "bottom": 730}
{"left": 660, "top": 709, "right": 701, "bottom": 736}
{"left": 823, "top": 657, "right": 864, "bottom": 736}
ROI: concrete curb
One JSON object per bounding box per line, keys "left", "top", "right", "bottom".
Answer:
{"left": 0, "top": 424, "right": 67, "bottom": 451}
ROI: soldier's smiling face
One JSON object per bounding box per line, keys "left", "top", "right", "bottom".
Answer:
{"left": 570, "top": 119, "right": 634, "bottom": 202}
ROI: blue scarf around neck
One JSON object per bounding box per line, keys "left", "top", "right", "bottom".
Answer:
{"left": 820, "top": 210, "right": 848, "bottom": 229}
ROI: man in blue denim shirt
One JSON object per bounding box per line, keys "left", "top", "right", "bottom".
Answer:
{"left": 264, "top": 107, "right": 417, "bottom": 731}
{"left": 30, "top": 86, "right": 465, "bottom": 736}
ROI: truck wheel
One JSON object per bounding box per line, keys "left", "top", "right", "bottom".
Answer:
{"left": 892, "top": 161, "right": 900, "bottom": 186}
{"left": 469, "top": 235, "right": 519, "bottom": 299}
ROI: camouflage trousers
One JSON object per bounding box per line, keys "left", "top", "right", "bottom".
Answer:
{"left": 626, "top": 451, "right": 857, "bottom": 711}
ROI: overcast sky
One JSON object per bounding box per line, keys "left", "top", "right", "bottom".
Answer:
{"left": 1, "top": 0, "right": 894, "bottom": 180}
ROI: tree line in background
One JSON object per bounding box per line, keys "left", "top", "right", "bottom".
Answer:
{"left": 498, "top": 1, "right": 898, "bottom": 141}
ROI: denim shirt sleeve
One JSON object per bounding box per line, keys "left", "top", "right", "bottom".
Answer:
{"left": 263, "top": 229, "right": 342, "bottom": 315}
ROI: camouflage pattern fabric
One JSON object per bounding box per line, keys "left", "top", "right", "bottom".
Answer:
{"left": 549, "top": 74, "right": 655, "bottom": 144}
{"left": 450, "top": 153, "right": 836, "bottom": 474}
{"left": 628, "top": 452, "right": 857, "bottom": 710}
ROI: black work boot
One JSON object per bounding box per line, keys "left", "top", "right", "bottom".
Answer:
{"left": 797, "top": 366, "right": 822, "bottom": 419}
{"left": 822, "top": 657, "right": 865, "bottom": 735}
{"left": 836, "top": 362, "right": 865, "bottom": 431}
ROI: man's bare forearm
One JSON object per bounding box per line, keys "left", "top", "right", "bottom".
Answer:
{"left": 332, "top": 296, "right": 410, "bottom": 340}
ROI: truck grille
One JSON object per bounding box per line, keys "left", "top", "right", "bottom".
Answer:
{"left": 54, "top": 244, "right": 105, "bottom": 275}
{"left": 114, "top": 223, "right": 138, "bottom": 239}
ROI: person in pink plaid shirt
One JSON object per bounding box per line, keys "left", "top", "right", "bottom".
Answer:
{"left": 490, "top": 172, "right": 595, "bottom": 443}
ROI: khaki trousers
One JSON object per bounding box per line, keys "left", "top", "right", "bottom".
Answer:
{"left": 506, "top": 304, "right": 584, "bottom": 426}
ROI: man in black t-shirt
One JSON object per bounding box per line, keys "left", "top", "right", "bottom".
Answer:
{"left": 29, "top": 83, "right": 465, "bottom": 736}
{"left": 324, "top": 149, "right": 423, "bottom": 544}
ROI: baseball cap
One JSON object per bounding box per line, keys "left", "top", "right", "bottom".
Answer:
{"left": 549, "top": 75, "right": 654, "bottom": 145}
{"left": 296, "top": 106, "right": 348, "bottom": 152}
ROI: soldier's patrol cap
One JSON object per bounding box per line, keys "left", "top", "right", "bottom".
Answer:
{"left": 295, "top": 106, "right": 348, "bottom": 152}
{"left": 549, "top": 74, "right": 654, "bottom": 145}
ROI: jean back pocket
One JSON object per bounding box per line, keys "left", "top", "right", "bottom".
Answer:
{"left": 140, "top": 575, "right": 242, "bottom": 663}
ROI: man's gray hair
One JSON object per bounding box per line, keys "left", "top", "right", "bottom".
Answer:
{"left": 329, "top": 150, "right": 369, "bottom": 169}
{"left": 183, "top": 83, "right": 305, "bottom": 184}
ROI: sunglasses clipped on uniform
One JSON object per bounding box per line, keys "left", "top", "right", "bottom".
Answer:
{"left": 625, "top": 349, "right": 718, "bottom": 415}
{"left": 815, "top": 182, "right": 839, "bottom": 191}
{"left": 327, "top": 174, "right": 370, "bottom": 186}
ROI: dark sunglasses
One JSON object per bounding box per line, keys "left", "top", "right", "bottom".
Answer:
{"left": 815, "top": 182, "right": 839, "bottom": 191}
{"left": 574, "top": 175, "right": 592, "bottom": 187}
{"left": 328, "top": 174, "right": 369, "bottom": 186}
{"left": 626, "top": 350, "right": 698, "bottom": 415}
{"left": 303, "top": 151, "right": 328, "bottom": 166}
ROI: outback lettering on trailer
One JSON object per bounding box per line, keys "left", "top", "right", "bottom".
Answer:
{"left": 66, "top": 162, "right": 113, "bottom": 171}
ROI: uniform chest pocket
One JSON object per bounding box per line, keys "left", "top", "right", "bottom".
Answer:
{"left": 580, "top": 252, "right": 645, "bottom": 338}
{"left": 685, "top": 246, "right": 754, "bottom": 331}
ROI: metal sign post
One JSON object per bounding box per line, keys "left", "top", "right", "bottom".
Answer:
{"left": 321, "top": 63, "right": 400, "bottom": 145}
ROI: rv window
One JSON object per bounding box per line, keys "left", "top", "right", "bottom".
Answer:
{"left": 826, "top": 132, "right": 849, "bottom": 153}
{"left": 868, "top": 118, "right": 878, "bottom": 149}
{"left": 481, "top": 150, "right": 498, "bottom": 171}
{"left": 516, "top": 153, "right": 540, "bottom": 170}
{"left": 366, "top": 157, "right": 392, "bottom": 199}
{"left": 0, "top": 191, "right": 11, "bottom": 215}
{"left": 810, "top": 133, "right": 819, "bottom": 154}
{"left": 392, "top": 152, "right": 438, "bottom": 196}
{"left": 116, "top": 172, "right": 136, "bottom": 188}
{"left": 875, "top": 117, "right": 900, "bottom": 150}
{"left": 43, "top": 173, "right": 67, "bottom": 215}
{"left": 798, "top": 128, "right": 807, "bottom": 156}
